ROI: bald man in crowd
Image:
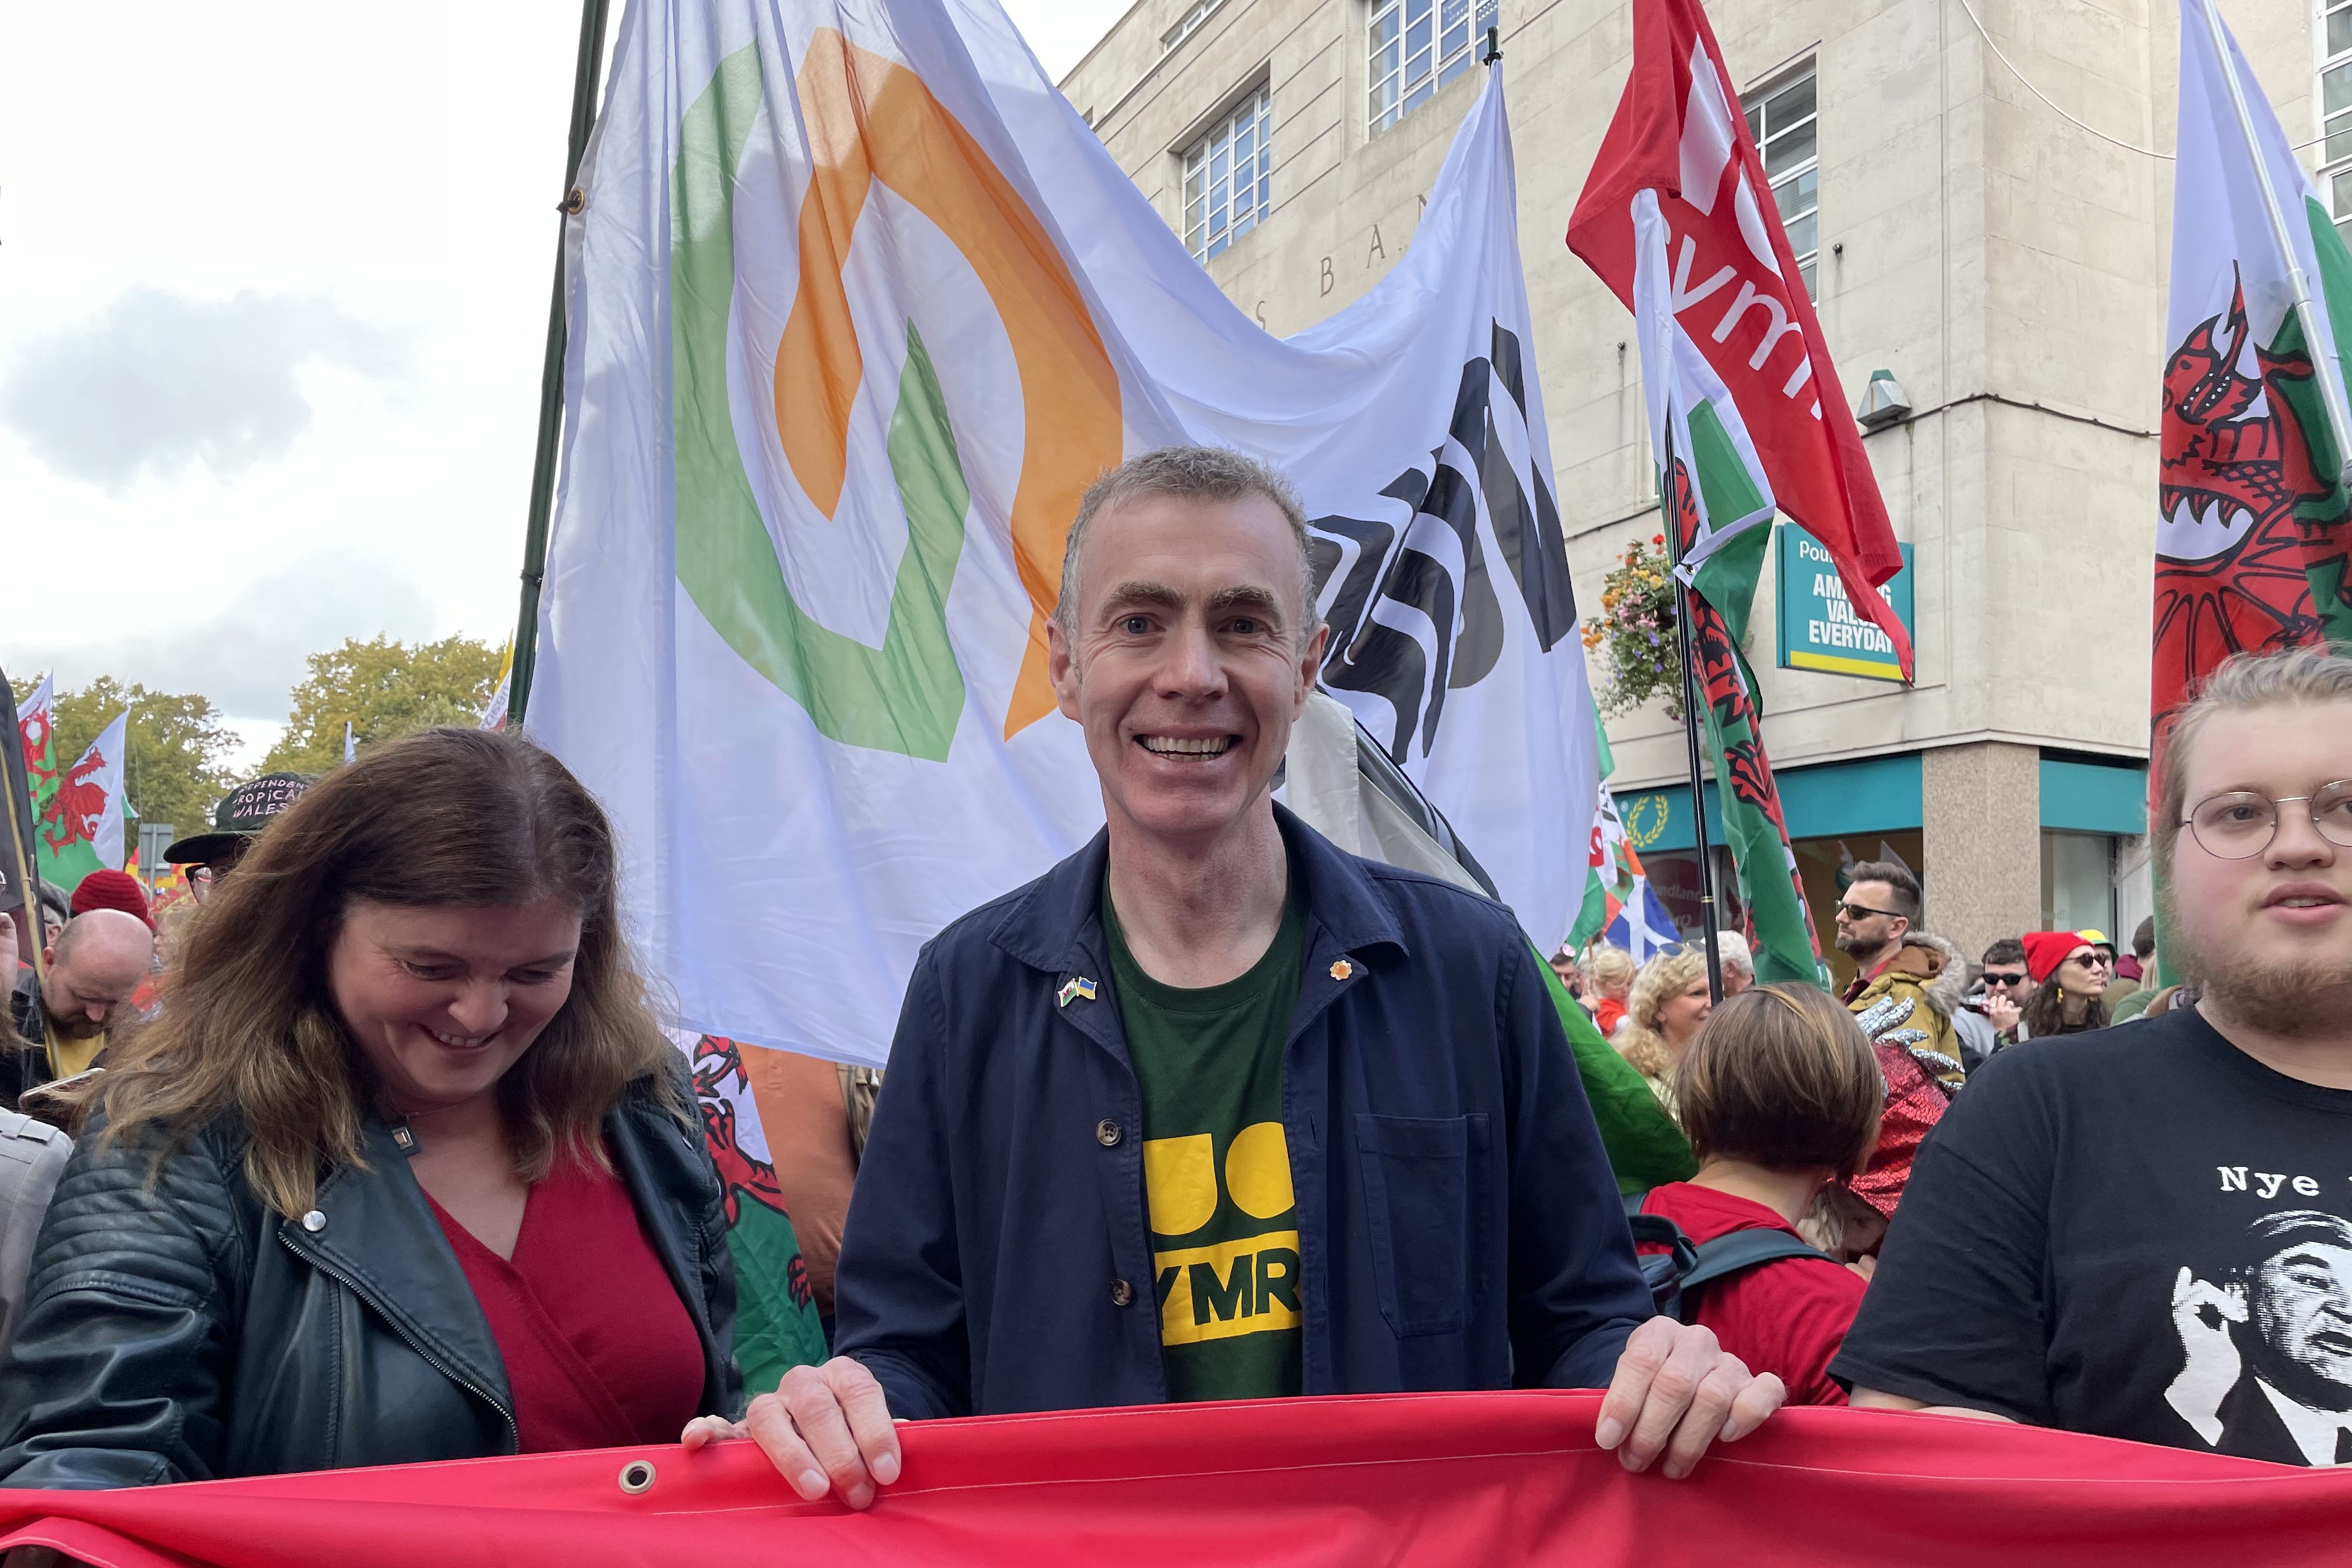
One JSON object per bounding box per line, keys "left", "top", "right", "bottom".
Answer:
{"left": 4, "top": 909, "right": 154, "bottom": 1110}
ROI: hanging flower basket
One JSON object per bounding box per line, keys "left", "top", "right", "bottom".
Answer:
{"left": 1581, "top": 534, "right": 1685, "bottom": 719}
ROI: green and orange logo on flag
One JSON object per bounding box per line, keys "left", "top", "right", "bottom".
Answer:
{"left": 671, "top": 30, "right": 1120, "bottom": 761}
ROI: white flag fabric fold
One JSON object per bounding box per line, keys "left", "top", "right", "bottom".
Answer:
{"left": 531, "top": 0, "right": 1597, "bottom": 1065}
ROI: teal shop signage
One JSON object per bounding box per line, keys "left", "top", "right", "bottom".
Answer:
{"left": 1776, "top": 526, "right": 1914, "bottom": 682}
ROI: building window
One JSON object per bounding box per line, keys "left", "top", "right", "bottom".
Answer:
{"left": 1163, "top": 0, "right": 1224, "bottom": 53}
{"left": 2322, "top": 1, "right": 2352, "bottom": 247}
{"left": 1743, "top": 63, "right": 1818, "bottom": 298}
{"left": 1368, "top": 0, "right": 1497, "bottom": 134}
{"left": 1184, "top": 88, "right": 1271, "bottom": 261}
{"left": 2041, "top": 831, "right": 2117, "bottom": 938}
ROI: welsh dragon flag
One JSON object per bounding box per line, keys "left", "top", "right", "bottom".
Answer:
{"left": 531, "top": 0, "right": 1598, "bottom": 1070}
{"left": 1566, "top": 0, "right": 1880, "bottom": 986}
{"left": 2155, "top": 0, "right": 2352, "bottom": 768}
{"left": 36, "top": 709, "right": 128, "bottom": 896}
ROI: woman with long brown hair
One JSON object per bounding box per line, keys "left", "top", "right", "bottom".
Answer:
{"left": 0, "top": 727, "right": 744, "bottom": 1485}
{"left": 2018, "top": 930, "right": 2112, "bottom": 1038}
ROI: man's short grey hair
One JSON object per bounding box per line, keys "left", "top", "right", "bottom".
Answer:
{"left": 1714, "top": 930, "right": 1754, "bottom": 977}
{"left": 1055, "top": 446, "right": 1322, "bottom": 646}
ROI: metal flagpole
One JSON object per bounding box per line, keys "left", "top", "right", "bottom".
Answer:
{"left": 1661, "top": 425, "right": 1727, "bottom": 1005}
{"left": 2199, "top": 0, "right": 2352, "bottom": 487}
{"left": 508, "top": 0, "right": 616, "bottom": 729}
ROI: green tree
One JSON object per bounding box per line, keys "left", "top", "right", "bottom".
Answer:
{"left": 264, "top": 635, "right": 503, "bottom": 775}
{"left": 7, "top": 674, "right": 242, "bottom": 867}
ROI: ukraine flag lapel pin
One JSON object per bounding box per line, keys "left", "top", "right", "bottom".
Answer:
{"left": 1058, "top": 976, "right": 1098, "bottom": 1008}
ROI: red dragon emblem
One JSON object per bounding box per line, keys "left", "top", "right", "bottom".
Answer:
{"left": 689, "top": 1032, "right": 814, "bottom": 1311}
{"left": 38, "top": 745, "right": 111, "bottom": 855}
{"left": 2154, "top": 274, "right": 2352, "bottom": 766}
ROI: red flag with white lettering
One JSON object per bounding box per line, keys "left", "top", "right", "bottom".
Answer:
{"left": 1568, "top": 0, "right": 1912, "bottom": 678}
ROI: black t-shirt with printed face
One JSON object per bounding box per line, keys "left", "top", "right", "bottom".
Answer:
{"left": 1832, "top": 1005, "right": 2352, "bottom": 1467}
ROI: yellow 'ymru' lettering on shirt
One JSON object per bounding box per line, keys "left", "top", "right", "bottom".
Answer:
{"left": 1143, "top": 1121, "right": 1300, "bottom": 1348}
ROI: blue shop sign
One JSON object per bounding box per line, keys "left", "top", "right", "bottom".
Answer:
{"left": 1776, "top": 526, "right": 1913, "bottom": 682}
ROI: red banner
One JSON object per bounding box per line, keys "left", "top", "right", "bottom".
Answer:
{"left": 2, "top": 1391, "right": 2347, "bottom": 1567}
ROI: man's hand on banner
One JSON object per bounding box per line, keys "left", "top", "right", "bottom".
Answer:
{"left": 1594, "top": 1317, "right": 1786, "bottom": 1478}
{"left": 689, "top": 1356, "right": 903, "bottom": 1509}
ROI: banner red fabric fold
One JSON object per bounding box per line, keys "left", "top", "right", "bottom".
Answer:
{"left": 2, "top": 1391, "right": 2346, "bottom": 1567}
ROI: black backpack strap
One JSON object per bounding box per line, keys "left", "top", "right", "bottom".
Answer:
{"left": 1679, "top": 1228, "right": 1838, "bottom": 1292}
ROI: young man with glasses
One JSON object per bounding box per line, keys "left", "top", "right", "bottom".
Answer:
{"left": 1836, "top": 648, "right": 2352, "bottom": 1466}
{"left": 1976, "top": 938, "right": 2031, "bottom": 1042}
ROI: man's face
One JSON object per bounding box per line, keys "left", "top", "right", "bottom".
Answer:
{"left": 1982, "top": 960, "right": 2032, "bottom": 1002}
{"left": 2167, "top": 704, "right": 2352, "bottom": 1032}
{"left": 1048, "top": 492, "right": 1326, "bottom": 851}
{"left": 2248, "top": 1240, "right": 2352, "bottom": 1412}
{"left": 1833, "top": 880, "right": 1908, "bottom": 960}
{"left": 42, "top": 935, "right": 149, "bottom": 1038}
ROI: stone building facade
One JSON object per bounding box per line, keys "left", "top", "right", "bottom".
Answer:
{"left": 1060, "top": 0, "right": 2328, "bottom": 978}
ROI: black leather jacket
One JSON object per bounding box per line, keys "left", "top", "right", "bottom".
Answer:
{"left": 0, "top": 1069, "right": 743, "bottom": 1487}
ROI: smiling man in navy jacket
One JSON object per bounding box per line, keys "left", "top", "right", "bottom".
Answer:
{"left": 728, "top": 447, "right": 1784, "bottom": 1505}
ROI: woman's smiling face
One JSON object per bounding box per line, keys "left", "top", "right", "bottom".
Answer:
{"left": 327, "top": 895, "right": 582, "bottom": 1116}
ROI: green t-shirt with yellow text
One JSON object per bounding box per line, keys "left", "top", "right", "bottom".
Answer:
{"left": 1104, "top": 874, "right": 1305, "bottom": 1402}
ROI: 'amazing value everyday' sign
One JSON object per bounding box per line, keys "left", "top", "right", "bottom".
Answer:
{"left": 1776, "top": 526, "right": 1914, "bottom": 682}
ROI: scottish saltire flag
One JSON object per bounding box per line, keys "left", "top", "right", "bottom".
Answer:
{"left": 2155, "top": 0, "right": 2352, "bottom": 766}
{"left": 36, "top": 709, "right": 127, "bottom": 895}
{"left": 1605, "top": 872, "right": 1682, "bottom": 964}
{"left": 530, "top": 0, "right": 1598, "bottom": 1069}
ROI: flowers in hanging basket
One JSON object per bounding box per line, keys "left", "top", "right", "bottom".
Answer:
{"left": 1581, "top": 534, "right": 1685, "bottom": 719}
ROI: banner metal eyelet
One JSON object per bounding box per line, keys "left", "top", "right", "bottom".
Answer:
{"left": 618, "top": 1459, "right": 657, "bottom": 1494}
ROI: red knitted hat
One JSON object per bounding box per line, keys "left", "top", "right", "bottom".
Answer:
{"left": 2022, "top": 929, "right": 2091, "bottom": 985}
{"left": 70, "top": 869, "right": 153, "bottom": 930}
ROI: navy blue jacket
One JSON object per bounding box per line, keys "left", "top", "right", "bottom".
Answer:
{"left": 832, "top": 806, "right": 1651, "bottom": 1418}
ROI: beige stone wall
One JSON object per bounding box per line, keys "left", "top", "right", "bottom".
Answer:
{"left": 1061, "top": 0, "right": 2320, "bottom": 931}
{"left": 1919, "top": 740, "right": 2042, "bottom": 958}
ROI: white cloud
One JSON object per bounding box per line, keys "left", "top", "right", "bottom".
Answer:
{"left": 1, "top": 287, "right": 416, "bottom": 493}
{"left": 5, "top": 551, "right": 443, "bottom": 722}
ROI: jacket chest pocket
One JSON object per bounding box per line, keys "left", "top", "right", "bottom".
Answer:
{"left": 1353, "top": 1113, "right": 1489, "bottom": 1338}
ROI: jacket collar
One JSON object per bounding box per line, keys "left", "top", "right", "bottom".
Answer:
{"left": 988, "top": 800, "right": 1409, "bottom": 976}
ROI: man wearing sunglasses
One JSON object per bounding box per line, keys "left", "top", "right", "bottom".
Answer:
{"left": 1835, "top": 862, "right": 1965, "bottom": 1088}
{"left": 1836, "top": 648, "right": 2352, "bottom": 1467}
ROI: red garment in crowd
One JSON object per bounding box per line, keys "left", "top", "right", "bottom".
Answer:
{"left": 1592, "top": 996, "right": 1628, "bottom": 1037}
{"left": 428, "top": 1152, "right": 705, "bottom": 1454}
{"left": 1634, "top": 1182, "right": 1865, "bottom": 1406}
{"left": 1844, "top": 1040, "right": 1951, "bottom": 1220}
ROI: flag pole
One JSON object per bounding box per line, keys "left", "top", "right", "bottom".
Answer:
{"left": 507, "top": 0, "right": 616, "bottom": 729}
{"left": 1662, "top": 428, "right": 1727, "bottom": 1004}
{"left": 2199, "top": 0, "right": 2352, "bottom": 487}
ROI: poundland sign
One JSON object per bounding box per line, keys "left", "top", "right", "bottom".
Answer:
{"left": 1776, "top": 526, "right": 1914, "bottom": 682}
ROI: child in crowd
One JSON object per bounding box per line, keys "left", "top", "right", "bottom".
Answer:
{"left": 1634, "top": 984, "right": 1882, "bottom": 1405}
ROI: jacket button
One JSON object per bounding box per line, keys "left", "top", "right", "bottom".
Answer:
{"left": 1096, "top": 1118, "right": 1122, "bottom": 1147}
{"left": 1110, "top": 1277, "right": 1135, "bottom": 1307}
{"left": 300, "top": 1210, "right": 327, "bottom": 1233}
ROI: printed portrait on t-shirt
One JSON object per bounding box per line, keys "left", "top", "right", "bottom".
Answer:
{"left": 2165, "top": 1210, "right": 2352, "bottom": 1466}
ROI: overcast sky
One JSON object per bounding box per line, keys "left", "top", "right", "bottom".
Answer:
{"left": 0, "top": 0, "right": 1121, "bottom": 765}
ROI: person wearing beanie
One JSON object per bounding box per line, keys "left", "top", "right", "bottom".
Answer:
{"left": 68, "top": 870, "right": 152, "bottom": 932}
{"left": 2013, "top": 930, "right": 2111, "bottom": 1040}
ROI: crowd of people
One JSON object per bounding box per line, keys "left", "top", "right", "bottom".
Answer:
{"left": 0, "top": 446, "right": 2346, "bottom": 1515}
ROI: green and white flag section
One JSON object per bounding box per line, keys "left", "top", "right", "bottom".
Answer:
{"left": 32, "top": 708, "right": 128, "bottom": 897}
{"left": 530, "top": 0, "right": 1598, "bottom": 1068}
{"left": 2153, "top": 0, "right": 2352, "bottom": 762}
